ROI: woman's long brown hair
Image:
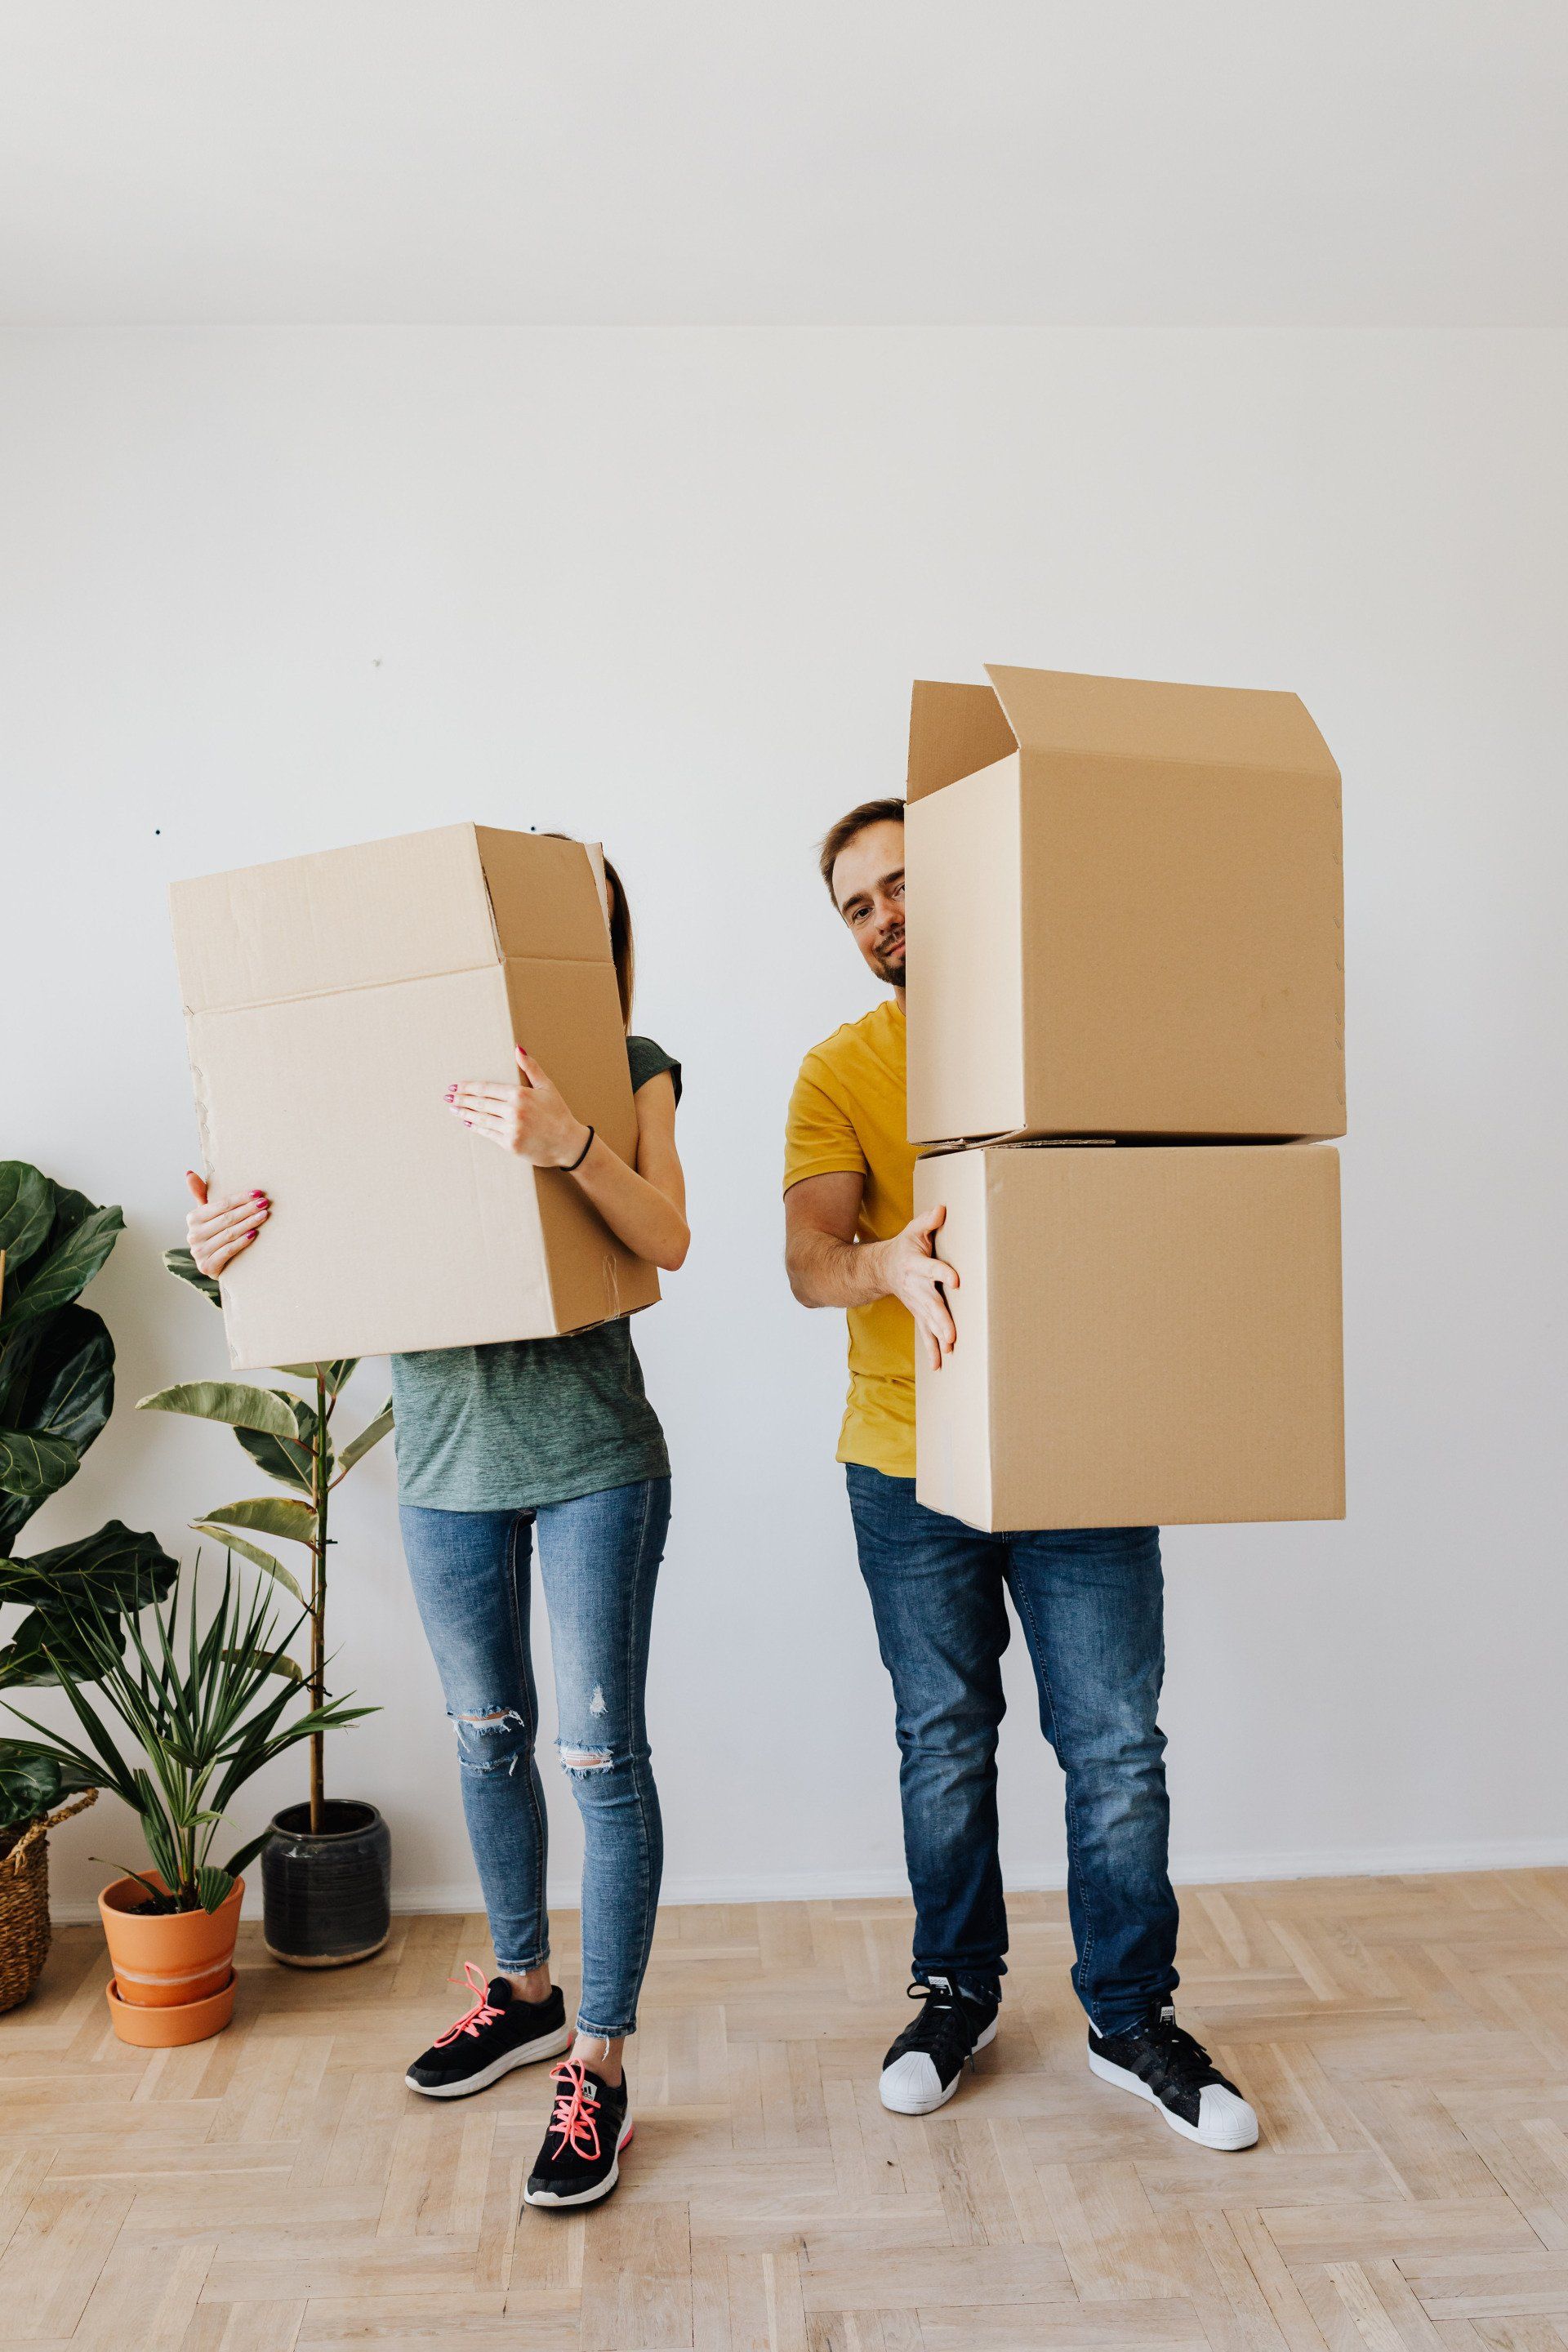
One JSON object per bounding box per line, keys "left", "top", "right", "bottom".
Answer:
{"left": 601, "top": 853, "right": 635, "bottom": 1031}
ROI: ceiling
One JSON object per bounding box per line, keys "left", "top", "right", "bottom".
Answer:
{"left": 0, "top": 2, "right": 1563, "bottom": 327}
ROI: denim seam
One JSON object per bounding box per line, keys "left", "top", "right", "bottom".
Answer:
{"left": 505, "top": 1509, "right": 550, "bottom": 1958}
{"left": 624, "top": 1477, "right": 659, "bottom": 2034}
{"left": 577, "top": 2011, "right": 638, "bottom": 2039}
{"left": 1009, "top": 1566, "right": 1102, "bottom": 2033}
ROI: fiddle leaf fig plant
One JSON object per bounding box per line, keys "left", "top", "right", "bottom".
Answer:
{"left": 0, "top": 1164, "right": 178, "bottom": 1707}
{"left": 139, "top": 1249, "right": 393, "bottom": 1833}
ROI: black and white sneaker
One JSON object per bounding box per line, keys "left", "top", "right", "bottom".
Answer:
{"left": 1088, "top": 2002, "right": 1258, "bottom": 2149}
{"left": 879, "top": 1976, "right": 999, "bottom": 2116}
{"left": 404, "top": 1963, "right": 572, "bottom": 2099}
{"left": 523, "top": 2060, "right": 633, "bottom": 2207}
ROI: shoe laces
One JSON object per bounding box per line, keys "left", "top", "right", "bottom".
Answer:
{"left": 1140, "top": 2007, "right": 1214, "bottom": 2091}
{"left": 547, "top": 2060, "right": 602, "bottom": 2161}
{"left": 433, "top": 1962, "right": 503, "bottom": 2047}
{"left": 902, "top": 1977, "right": 981, "bottom": 2062}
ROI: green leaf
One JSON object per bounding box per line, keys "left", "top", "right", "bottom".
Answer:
{"left": 233, "top": 1423, "right": 317, "bottom": 1492}
{"left": 0, "top": 1740, "right": 96, "bottom": 1832}
{"left": 0, "top": 1307, "right": 114, "bottom": 1548}
{"left": 190, "top": 1525, "right": 305, "bottom": 1603}
{"left": 7, "top": 1306, "right": 115, "bottom": 1454}
{"left": 0, "top": 1164, "right": 55, "bottom": 1276}
{"left": 194, "top": 1864, "right": 235, "bottom": 1913}
{"left": 0, "top": 1428, "right": 78, "bottom": 1499}
{"left": 198, "top": 1497, "right": 317, "bottom": 1547}
{"left": 0, "top": 1522, "right": 180, "bottom": 1690}
{"left": 336, "top": 1400, "right": 394, "bottom": 1475}
{"left": 137, "top": 1382, "right": 306, "bottom": 1442}
{"left": 220, "top": 1644, "right": 302, "bottom": 1680}
{"left": 277, "top": 1358, "right": 359, "bottom": 1394}
{"left": 163, "top": 1245, "right": 223, "bottom": 1307}
{"left": 3, "top": 1204, "right": 123, "bottom": 1330}
{"left": 234, "top": 1392, "right": 328, "bottom": 1490}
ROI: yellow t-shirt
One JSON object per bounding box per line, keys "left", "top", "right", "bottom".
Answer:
{"left": 783, "top": 998, "right": 916, "bottom": 1478}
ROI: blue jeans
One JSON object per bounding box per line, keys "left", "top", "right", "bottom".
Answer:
{"left": 846, "top": 1464, "right": 1178, "bottom": 2034}
{"left": 399, "top": 1478, "right": 669, "bottom": 2039}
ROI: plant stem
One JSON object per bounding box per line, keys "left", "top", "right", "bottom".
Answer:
{"left": 309, "top": 1370, "right": 327, "bottom": 1833}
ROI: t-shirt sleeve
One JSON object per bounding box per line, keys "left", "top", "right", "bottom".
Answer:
{"left": 626, "top": 1035, "right": 683, "bottom": 1105}
{"left": 783, "top": 1052, "right": 868, "bottom": 1197}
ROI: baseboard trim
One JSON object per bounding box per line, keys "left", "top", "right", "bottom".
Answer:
{"left": 43, "top": 1837, "right": 1568, "bottom": 1926}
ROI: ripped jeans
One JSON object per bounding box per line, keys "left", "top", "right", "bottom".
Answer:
{"left": 399, "top": 1478, "right": 669, "bottom": 2038}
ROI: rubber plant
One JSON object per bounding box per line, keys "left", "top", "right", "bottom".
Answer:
{"left": 0, "top": 1159, "right": 178, "bottom": 1753}
{"left": 137, "top": 1249, "right": 392, "bottom": 1835}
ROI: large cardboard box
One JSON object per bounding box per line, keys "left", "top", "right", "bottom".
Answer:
{"left": 913, "top": 1142, "right": 1343, "bottom": 1532}
{"left": 172, "top": 824, "right": 659, "bottom": 1368}
{"left": 905, "top": 666, "right": 1345, "bottom": 1145}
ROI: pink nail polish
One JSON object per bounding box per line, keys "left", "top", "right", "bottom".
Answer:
{"left": 246, "top": 1227, "right": 259, "bottom": 1240}
{"left": 251, "top": 1189, "right": 265, "bottom": 1199}
{"left": 463, "top": 1119, "right": 473, "bottom": 1128}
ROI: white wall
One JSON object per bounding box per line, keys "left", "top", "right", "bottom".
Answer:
{"left": 3, "top": 326, "right": 1566, "bottom": 1923}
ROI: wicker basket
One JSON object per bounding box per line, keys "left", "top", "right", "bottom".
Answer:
{"left": 0, "top": 1789, "right": 96, "bottom": 2014}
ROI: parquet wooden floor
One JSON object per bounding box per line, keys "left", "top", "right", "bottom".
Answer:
{"left": 4, "top": 1870, "right": 1568, "bottom": 2350}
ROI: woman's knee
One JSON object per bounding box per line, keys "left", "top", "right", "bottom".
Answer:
{"left": 452, "top": 1704, "right": 533, "bottom": 1777}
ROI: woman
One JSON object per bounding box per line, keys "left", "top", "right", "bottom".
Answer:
{"left": 185, "top": 854, "right": 687, "bottom": 2211}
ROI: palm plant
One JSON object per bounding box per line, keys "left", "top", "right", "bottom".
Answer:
{"left": 139, "top": 1250, "right": 392, "bottom": 1835}
{"left": 2, "top": 1561, "right": 373, "bottom": 1913}
{"left": 1, "top": 1161, "right": 178, "bottom": 1827}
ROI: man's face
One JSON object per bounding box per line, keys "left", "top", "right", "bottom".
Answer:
{"left": 831, "top": 819, "right": 906, "bottom": 987}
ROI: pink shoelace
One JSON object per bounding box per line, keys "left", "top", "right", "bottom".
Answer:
{"left": 546, "top": 2060, "right": 602, "bottom": 2160}
{"left": 433, "top": 1961, "right": 504, "bottom": 2047}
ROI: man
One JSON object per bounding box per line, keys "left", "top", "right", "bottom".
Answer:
{"left": 782, "top": 796, "right": 1258, "bottom": 2150}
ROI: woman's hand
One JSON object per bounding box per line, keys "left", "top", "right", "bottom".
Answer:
{"left": 446, "top": 1049, "right": 592, "bottom": 1169}
{"left": 185, "top": 1169, "right": 270, "bottom": 1280}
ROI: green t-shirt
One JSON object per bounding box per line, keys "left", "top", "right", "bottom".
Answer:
{"left": 389, "top": 1036, "right": 680, "bottom": 1512}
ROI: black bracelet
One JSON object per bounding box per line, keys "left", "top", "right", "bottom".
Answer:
{"left": 564, "top": 1125, "right": 595, "bottom": 1174}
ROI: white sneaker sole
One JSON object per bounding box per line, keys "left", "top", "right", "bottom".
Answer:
{"left": 524, "top": 2115, "right": 635, "bottom": 2207}
{"left": 880, "top": 2016, "right": 999, "bottom": 2116}
{"left": 1087, "top": 2047, "right": 1258, "bottom": 2149}
{"left": 405, "top": 2020, "right": 573, "bottom": 2099}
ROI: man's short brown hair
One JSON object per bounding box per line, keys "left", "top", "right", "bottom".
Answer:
{"left": 817, "top": 796, "right": 905, "bottom": 903}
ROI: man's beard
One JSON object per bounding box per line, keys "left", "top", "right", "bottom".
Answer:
{"left": 871, "top": 931, "right": 905, "bottom": 985}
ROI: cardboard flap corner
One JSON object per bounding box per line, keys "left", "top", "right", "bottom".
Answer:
{"left": 982, "top": 663, "right": 1339, "bottom": 781}
{"left": 906, "top": 679, "right": 1018, "bottom": 801}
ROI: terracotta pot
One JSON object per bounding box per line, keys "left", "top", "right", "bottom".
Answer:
{"left": 105, "top": 1969, "right": 237, "bottom": 2047}
{"left": 97, "top": 1873, "right": 243, "bottom": 2008}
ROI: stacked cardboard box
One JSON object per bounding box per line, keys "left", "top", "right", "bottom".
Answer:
{"left": 171, "top": 824, "right": 658, "bottom": 1369}
{"left": 906, "top": 666, "right": 1346, "bottom": 1532}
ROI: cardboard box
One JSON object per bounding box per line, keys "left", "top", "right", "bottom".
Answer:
{"left": 905, "top": 666, "right": 1345, "bottom": 1144}
{"left": 913, "top": 1142, "right": 1343, "bottom": 1532}
{"left": 172, "top": 824, "right": 658, "bottom": 1368}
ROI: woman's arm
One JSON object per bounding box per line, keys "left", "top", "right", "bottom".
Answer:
{"left": 448, "top": 1049, "right": 689, "bottom": 1272}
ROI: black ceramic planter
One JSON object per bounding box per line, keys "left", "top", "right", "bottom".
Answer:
{"left": 262, "top": 1800, "right": 391, "bottom": 1968}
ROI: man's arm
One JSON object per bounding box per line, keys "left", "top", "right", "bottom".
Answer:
{"left": 784, "top": 1171, "right": 960, "bottom": 1370}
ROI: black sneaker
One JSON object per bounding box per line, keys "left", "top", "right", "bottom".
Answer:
{"left": 878, "top": 1975, "right": 999, "bottom": 2115}
{"left": 1088, "top": 2002, "right": 1258, "bottom": 2149}
{"left": 523, "top": 2060, "right": 633, "bottom": 2207}
{"left": 404, "top": 1964, "right": 572, "bottom": 2099}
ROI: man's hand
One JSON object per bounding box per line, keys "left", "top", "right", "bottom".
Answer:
{"left": 786, "top": 1176, "right": 960, "bottom": 1369}
{"left": 447, "top": 1047, "right": 593, "bottom": 1171}
{"left": 870, "top": 1205, "right": 960, "bottom": 1370}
